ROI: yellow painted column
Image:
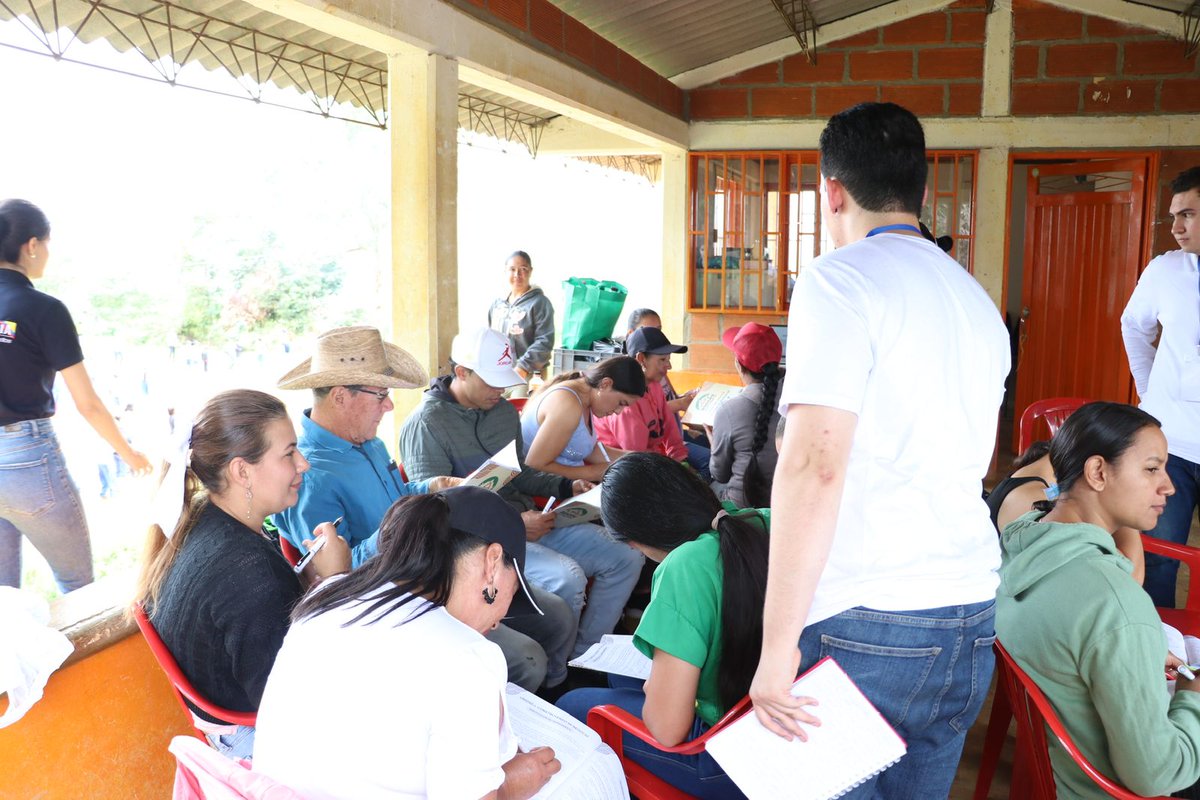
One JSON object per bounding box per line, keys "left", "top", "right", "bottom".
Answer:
{"left": 658, "top": 146, "right": 688, "bottom": 345}
{"left": 974, "top": 147, "right": 1011, "bottom": 308}
{"left": 388, "top": 50, "right": 459, "bottom": 426}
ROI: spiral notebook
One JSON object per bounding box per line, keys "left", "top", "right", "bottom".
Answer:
{"left": 706, "top": 657, "right": 907, "bottom": 799}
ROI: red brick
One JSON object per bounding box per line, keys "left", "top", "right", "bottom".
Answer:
{"left": 751, "top": 86, "right": 813, "bottom": 116}
{"left": 1014, "top": 6, "right": 1084, "bottom": 41}
{"left": 594, "top": 37, "right": 620, "bottom": 81}
{"left": 1014, "top": 45, "right": 1040, "bottom": 79}
{"left": 1086, "top": 16, "right": 1155, "bottom": 38}
{"left": 948, "top": 82, "right": 982, "bottom": 115}
{"left": 849, "top": 50, "right": 913, "bottom": 81}
{"left": 563, "top": 16, "right": 593, "bottom": 63}
{"left": 720, "top": 62, "right": 781, "bottom": 85}
{"left": 462, "top": 0, "right": 485, "bottom": 6}
{"left": 1124, "top": 41, "right": 1198, "bottom": 76}
{"left": 661, "top": 82, "right": 685, "bottom": 118}
{"left": 1011, "top": 81, "right": 1079, "bottom": 115}
{"left": 949, "top": 0, "right": 988, "bottom": 7}
{"left": 782, "top": 51, "right": 845, "bottom": 83}
{"left": 639, "top": 62, "right": 661, "bottom": 102}
{"left": 828, "top": 30, "right": 878, "bottom": 48}
{"left": 1081, "top": 79, "right": 1157, "bottom": 113}
{"left": 617, "top": 50, "right": 641, "bottom": 94}
{"left": 689, "top": 87, "right": 750, "bottom": 119}
{"left": 488, "top": 0, "right": 527, "bottom": 30}
{"left": 528, "top": 0, "right": 563, "bottom": 49}
{"left": 880, "top": 84, "right": 945, "bottom": 116}
{"left": 918, "top": 47, "right": 984, "bottom": 79}
{"left": 950, "top": 11, "right": 987, "bottom": 43}
{"left": 1162, "top": 79, "right": 1200, "bottom": 112}
{"left": 721, "top": 312, "right": 786, "bottom": 329}
{"left": 882, "top": 13, "right": 948, "bottom": 45}
{"left": 1045, "top": 43, "right": 1118, "bottom": 77}
{"left": 814, "top": 84, "right": 879, "bottom": 117}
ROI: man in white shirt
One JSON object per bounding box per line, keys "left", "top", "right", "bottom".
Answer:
{"left": 748, "top": 102, "right": 1010, "bottom": 799}
{"left": 1121, "top": 166, "right": 1200, "bottom": 608}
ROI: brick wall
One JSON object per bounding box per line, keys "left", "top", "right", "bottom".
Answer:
{"left": 688, "top": 0, "right": 988, "bottom": 120}
{"left": 1011, "top": 0, "right": 1200, "bottom": 116}
{"left": 445, "top": 0, "right": 685, "bottom": 118}
{"left": 684, "top": 311, "right": 786, "bottom": 373}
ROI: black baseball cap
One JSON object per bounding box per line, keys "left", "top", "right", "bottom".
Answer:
{"left": 626, "top": 327, "right": 688, "bottom": 356}
{"left": 439, "top": 485, "right": 543, "bottom": 617}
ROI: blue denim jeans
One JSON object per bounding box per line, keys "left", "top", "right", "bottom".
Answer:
{"left": 1143, "top": 453, "right": 1200, "bottom": 608}
{"left": 206, "top": 724, "right": 256, "bottom": 760}
{"left": 556, "top": 675, "right": 744, "bottom": 800}
{"left": 685, "top": 441, "right": 712, "bottom": 483}
{"left": 0, "top": 419, "right": 94, "bottom": 592}
{"left": 526, "top": 523, "right": 644, "bottom": 658}
{"left": 798, "top": 600, "right": 996, "bottom": 800}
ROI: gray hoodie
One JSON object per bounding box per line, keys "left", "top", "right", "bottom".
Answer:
{"left": 488, "top": 287, "right": 555, "bottom": 374}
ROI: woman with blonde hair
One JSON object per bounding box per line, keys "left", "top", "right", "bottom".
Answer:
{"left": 134, "top": 389, "right": 349, "bottom": 758}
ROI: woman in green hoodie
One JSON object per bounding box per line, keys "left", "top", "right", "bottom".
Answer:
{"left": 996, "top": 401, "right": 1200, "bottom": 799}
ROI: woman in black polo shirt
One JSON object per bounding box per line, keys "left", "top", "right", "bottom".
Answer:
{"left": 0, "top": 199, "right": 152, "bottom": 592}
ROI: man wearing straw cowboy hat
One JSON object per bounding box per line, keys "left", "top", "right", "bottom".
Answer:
{"left": 273, "top": 325, "right": 576, "bottom": 693}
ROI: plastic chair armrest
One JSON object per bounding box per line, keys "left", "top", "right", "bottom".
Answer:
{"left": 1142, "top": 534, "right": 1200, "bottom": 614}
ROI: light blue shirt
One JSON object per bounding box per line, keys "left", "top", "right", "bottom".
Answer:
{"left": 272, "top": 410, "right": 431, "bottom": 567}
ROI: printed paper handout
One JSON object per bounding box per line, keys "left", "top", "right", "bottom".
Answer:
{"left": 706, "top": 657, "right": 907, "bottom": 800}
{"left": 681, "top": 382, "right": 743, "bottom": 428}
{"left": 504, "top": 684, "right": 629, "bottom": 799}
{"left": 463, "top": 440, "right": 522, "bottom": 492}
{"left": 553, "top": 484, "right": 602, "bottom": 527}
{"left": 568, "top": 635, "right": 652, "bottom": 681}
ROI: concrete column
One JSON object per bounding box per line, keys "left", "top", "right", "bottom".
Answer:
{"left": 981, "top": 2, "right": 1013, "bottom": 118}
{"left": 658, "top": 146, "right": 688, "bottom": 345}
{"left": 974, "top": 146, "right": 1011, "bottom": 308}
{"left": 388, "top": 50, "right": 458, "bottom": 422}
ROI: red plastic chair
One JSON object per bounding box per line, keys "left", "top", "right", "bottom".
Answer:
{"left": 587, "top": 697, "right": 752, "bottom": 800}
{"left": 132, "top": 602, "right": 256, "bottom": 741}
{"left": 992, "top": 641, "right": 1171, "bottom": 799}
{"left": 1018, "top": 397, "right": 1091, "bottom": 452}
{"left": 974, "top": 537, "right": 1200, "bottom": 800}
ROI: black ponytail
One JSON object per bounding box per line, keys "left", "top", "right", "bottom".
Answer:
{"left": 741, "top": 361, "right": 783, "bottom": 508}
{"left": 601, "top": 452, "right": 769, "bottom": 714}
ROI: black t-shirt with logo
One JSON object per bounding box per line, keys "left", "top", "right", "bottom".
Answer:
{"left": 0, "top": 269, "right": 84, "bottom": 425}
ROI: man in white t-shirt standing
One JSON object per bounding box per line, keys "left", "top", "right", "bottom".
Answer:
{"left": 1121, "top": 166, "right": 1200, "bottom": 609}
{"left": 749, "top": 102, "right": 1010, "bottom": 798}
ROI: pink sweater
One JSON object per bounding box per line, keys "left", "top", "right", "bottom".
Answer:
{"left": 594, "top": 379, "right": 688, "bottom": 460}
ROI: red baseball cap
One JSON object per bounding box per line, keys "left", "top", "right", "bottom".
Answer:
{"left": 721, "top": 323, "right": 783, "bottom": 373}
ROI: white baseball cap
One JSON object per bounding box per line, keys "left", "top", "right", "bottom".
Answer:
{"left": 451, "top": 328, "right": 525, "bottom": 388}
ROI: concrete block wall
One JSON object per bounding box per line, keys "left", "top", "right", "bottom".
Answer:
{"left": 684, "top": 310, "right": 786, "bottom": 374}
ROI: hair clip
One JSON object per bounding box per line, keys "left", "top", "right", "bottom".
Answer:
{"left": 1044, "top": 483, "right": 1060, "bottom": 501}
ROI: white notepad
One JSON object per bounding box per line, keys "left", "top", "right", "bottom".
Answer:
{"left": 706, "top": 657, "right": 907, "bottom": 800}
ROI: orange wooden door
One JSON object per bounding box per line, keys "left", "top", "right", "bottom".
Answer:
{"left": 1014, "top": 158, "right": 1148, "bottom": 449}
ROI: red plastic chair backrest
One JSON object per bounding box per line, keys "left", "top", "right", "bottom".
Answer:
{"left": 132, "top": 602, "right": 257, "bottom": 734}
{"left": 1018, "top": 397, "right": 1091, "bottom": 453}
{"left": 994, "top": 641, "right": 1169, "bottom": 800}
{"left": 586, "top": 696, "right": 752, "bottom": 800}
{"left": 278, "top": 537, "right": 301, "bottom": 567}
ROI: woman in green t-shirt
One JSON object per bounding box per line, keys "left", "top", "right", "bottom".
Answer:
{"left": 557, "top": 452, "right": 768, "bottom": 800}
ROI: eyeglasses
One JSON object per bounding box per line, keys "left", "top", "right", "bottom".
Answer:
{"left": 345, "top": 386, "right": 390, "bottom": 402}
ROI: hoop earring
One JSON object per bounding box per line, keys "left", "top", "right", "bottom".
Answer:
{"left": 482, "top": 585, "right": 498, "bottom": 605}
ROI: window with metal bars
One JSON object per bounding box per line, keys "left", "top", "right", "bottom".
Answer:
{"left": 688, "top": 150, "right": 977, "bottom": 312}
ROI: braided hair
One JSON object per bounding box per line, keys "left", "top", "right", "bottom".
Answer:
{"left": 741, "top": 361, "right": 784, "bottom": 508}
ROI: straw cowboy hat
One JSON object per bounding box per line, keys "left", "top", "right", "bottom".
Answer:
{"left": 277, "top": 326, "right": 428, "bottom": 390}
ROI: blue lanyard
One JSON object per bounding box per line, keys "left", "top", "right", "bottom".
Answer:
{"left": 866, "top": 223, "right": 922, "bottom": 238}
